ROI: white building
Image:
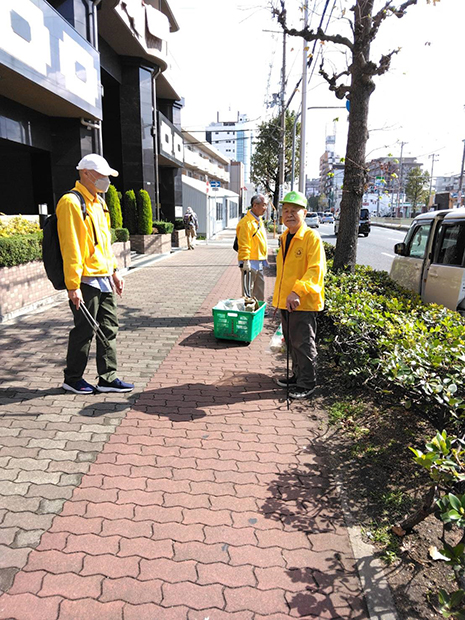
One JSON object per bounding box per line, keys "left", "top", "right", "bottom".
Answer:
{"left": 206, "top": 111, "right": 254, "bottom": 184}
{"left": 182, "top": 129, "right": 239, "bottom": 238}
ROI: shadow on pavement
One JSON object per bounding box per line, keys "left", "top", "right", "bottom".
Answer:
{"left": 77, "top": 372, "right": 284, "bottom": 419}
{"left": 260, "top": 437, "right": 369, "bottom": 619}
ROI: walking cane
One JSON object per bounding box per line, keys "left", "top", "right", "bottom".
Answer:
{"left": 80, "top": 301, "right": 110, "bottom": 348}
{"left": 286, "top": 311, "right": 291, "bottom": 411}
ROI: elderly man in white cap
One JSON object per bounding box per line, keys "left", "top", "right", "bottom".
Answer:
{"left": 56, "top": 153, "right": 134, "bottom": 395}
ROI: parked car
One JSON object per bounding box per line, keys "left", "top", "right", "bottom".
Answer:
{"left": 334, "top": 208, "right": 371, "bottom": 237}
{"left": 321, "top": 212, "right": 334, "bottom": 224}
{"left": 390, "top": 208, "right": 465, "bottom": 314}
{"left": 317, "top": 211, "right": 324, "bottom": 223}
{"left": 305, "top": 212, "right": 320, "bottom": 228}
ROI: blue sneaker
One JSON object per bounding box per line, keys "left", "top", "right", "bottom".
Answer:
{"left": 62, "top": 379, "right": 95, "bottom": 394}
{"left": 96, "top": 378, "right": 134, "bottom": 393}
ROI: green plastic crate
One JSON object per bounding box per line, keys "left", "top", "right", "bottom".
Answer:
{"left": 212, "top": 301, "right": 266, "bottom": 343}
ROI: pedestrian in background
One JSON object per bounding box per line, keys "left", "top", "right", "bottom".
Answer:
{"left": 236, "top": 194, "right": 268, "bottom": 301}
{"left": 56, "top": 153, "right": 134, "bottom": 395}
{"left": 184, "top": 207, "right": 198, "bottom": 250}
{"left": 272, "top": 190, "right": 326, "bottom": 399}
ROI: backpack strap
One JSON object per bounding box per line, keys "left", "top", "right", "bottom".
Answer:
{"left": 66, "top": 189, "right": 87, "bottom": 219}
{"left": 65, "top": 189, "right": 99, "bottom": 246}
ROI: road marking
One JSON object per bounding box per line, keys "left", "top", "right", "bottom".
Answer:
{"left": 382, "top": 252, "right": 394, "bottom": 258}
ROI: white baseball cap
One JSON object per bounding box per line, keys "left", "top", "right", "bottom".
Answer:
{"left": 76, "top": 153, "right": 119, "bottom": 177}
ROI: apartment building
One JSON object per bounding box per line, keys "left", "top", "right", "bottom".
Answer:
{"left": 0, "top": 0, "right": 183, "bottom": 221}
{"left": 182, "top": 129, "right": 239, "bottom": 237}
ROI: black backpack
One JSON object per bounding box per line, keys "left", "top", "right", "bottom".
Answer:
{"left": 42, "top": 190, "right": 87, "bottom": 290}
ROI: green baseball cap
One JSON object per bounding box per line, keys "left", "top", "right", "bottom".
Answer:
{"left": 280, "top": 190, "right": 307, "bottom": 208}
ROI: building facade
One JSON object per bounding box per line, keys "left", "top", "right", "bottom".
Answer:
{"left": 0, "top": 0, "right": 183, "bottom": 221}
{"left": 206, "top": 111, "right": 254, "bottom": 184}
{"left": 181, "top": 129, "right": 239, "bottom": 238}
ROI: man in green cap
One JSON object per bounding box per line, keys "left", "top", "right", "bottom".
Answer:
{"left": 272, "top": 190, "right": 326, "bottom": 399}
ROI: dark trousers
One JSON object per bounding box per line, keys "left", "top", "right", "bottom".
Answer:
{"left": 64, "top": 283, "right": 118, "bottom": 384}
{"left": 281, "top": 309, "right": 318, "bottom": 388}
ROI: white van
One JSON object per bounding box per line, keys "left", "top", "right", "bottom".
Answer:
{"left": 390, "top": 208, "right": 465, "bottom": 314}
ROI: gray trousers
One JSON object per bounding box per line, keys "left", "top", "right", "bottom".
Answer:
{"left": 281, "top": 309, "right": 318, "bottom": 388}
{"left": 241, "top": 268, "right": 265, "bottom": 301}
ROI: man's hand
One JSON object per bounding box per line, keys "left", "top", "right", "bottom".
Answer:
{"left": 68, "top": 288, "right": 83, "bottom": 309}
{"left": 241, "top": 260, "right": 251, "bottom": 273}
{"left": 286, "top": 291, "right": 301, "bottom": 312}
{"left": 112, "top": 271, "right": 124, "bottom": 297}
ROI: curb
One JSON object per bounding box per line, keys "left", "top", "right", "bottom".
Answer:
{"left": 335, "top": 471, "right": 400, "bottom": 620}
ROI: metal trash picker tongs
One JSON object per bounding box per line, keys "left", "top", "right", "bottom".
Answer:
{"left": 242, "top": 268, "right": 253, "bottom": 299}
{"left": 79, "top": 301, "right": 110, "bottom": 348}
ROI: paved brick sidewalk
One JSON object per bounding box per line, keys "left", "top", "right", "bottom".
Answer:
{"left": 0, "top": 245, "right": 368, "bottom": 619}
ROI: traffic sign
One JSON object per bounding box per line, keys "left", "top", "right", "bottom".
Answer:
{"left": 210, "top": 181, "right": 221, "bottom": 188}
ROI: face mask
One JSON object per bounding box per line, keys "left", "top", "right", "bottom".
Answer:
{"left": 94, "top": 176, "right": 110, "bottom": 193}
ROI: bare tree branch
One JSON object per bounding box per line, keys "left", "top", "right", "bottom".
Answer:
{"left": 365, "top": 49, "right": 400, "bottom": 77}
{"left": 319, "top": 62, "right": 351, "bottom": 99}
{"left": 370, "top": 0, "right": 418, "bottom": 42}
{"left": 273, "top": 2, "right": 354, "bottom": 51}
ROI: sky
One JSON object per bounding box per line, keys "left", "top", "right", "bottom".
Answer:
{"left": 169, "top": 0, "right": 465, "bottom": 182}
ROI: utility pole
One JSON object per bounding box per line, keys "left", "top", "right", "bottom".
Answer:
{"left": 298, "top": 3, "right": 308, "bottom": 194}
{"left": 396, "top": 141, "right": 407, "bottom": 216}
{"left": 277, "top": 30, "right": 286, "bottom": 232}
{"left": 457, "top": 139, "right": 465, "bottom": 208}
{"left": 428, "top": 154, "right": 439, "bottom": 206}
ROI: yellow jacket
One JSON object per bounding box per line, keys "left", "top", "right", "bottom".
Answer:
{"left": 236, "top": 210, "right": 268, "bottom": 261}
{"left": 272, "top": 223, "right": 326, "bottom": 311}
{"left": 56, "top": 182, "right": 117, "bottom": 290}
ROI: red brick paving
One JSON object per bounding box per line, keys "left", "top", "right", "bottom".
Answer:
{"left": 0, "top": 242, "right": 368, "bottom": 618}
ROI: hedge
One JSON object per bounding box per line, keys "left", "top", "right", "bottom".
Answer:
{"left": 123, "top": 190, "right": 137, "bottom": 235}
{"left": 153, "top": 220, "right": 174, "bottom": 234}
{"left": 322, "top": 263, "right": 465, "bottom": 424}
{"left": 174, "top": 218, "right": 185, "bottom": 230}
{"left": 137, "top": 189, "right": 153, "bottom": 235}
{"left": 115, "top": 227, "right": 129, "bottom": 242}
{"left": 106, "top": 185, "right": 123, "bottom": 229}
{"left": 0, "top": 233, "right": 42, "bottom": 267}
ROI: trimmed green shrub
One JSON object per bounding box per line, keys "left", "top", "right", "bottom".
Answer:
{"left": 123, "top": 190, "right": 137, "bottom": 235}
{"left": 137, "top": 189, "right": 153, "bottom": 235}
{"left": 0, "top": 233, "right": 42, "bottom": 267}
{"left": 106, "top": 185, "right": 123, "bottom": 229}
{"left": 323, "top": 241, "right": 335, "bottom": 261}
{"left": 322, "top": 264, "right": 465, "bottom": 423}
{"left": 174, "top": 218, "right": 185, "bottom": 230}
{"left": 115, "top": 227, "right": 129, "bottom": 242}
{"left": 153, "top": 220, "right": 174, "bottom": 234}
{"left": 110, "top": 228, "right": 117, "bottom": 244}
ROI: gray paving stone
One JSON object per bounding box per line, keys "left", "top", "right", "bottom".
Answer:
{"left": 0, "top": 567, "right": 19, "bottom": 593}
{"left": 0, "top": 482, "right": 30, "bottom": 496}
{"left": 38, "top": 498, "right": 66, "bottom": 515}
{"left": 16, "top": 471, "right": 61, "bottom": 485}
{"left": 26, "top": 484, "right": 74, "bottom": 500}
{"left": 13, "top": 529, "right": 43, "bottom": 549}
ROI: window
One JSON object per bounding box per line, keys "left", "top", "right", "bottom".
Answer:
{"left": 229, "top": 202, "right": 238, "bottom": 219}
{"left": 216, "top": 202, "right": 223, "bottom": 221}
{"left": 435, "top": 222, "right": 465, "bottom": 266}
{"left": 406, "top": 223, "right": 431, "bottom": 259}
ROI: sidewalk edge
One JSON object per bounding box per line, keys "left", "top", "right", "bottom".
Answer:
{"left": 335, "top": 472, "right": 400, "bottom": 620}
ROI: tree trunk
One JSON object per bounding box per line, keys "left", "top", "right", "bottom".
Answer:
{"left": 333, "top": 0, "right": 375, "bottom": 272}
